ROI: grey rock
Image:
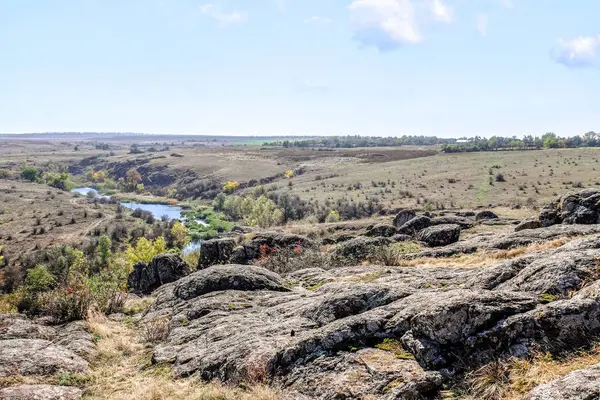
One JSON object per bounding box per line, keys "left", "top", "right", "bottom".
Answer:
{"left": 394, "top": 210, "right": 416, "bottom": 228}
{"left": 475, "top": 210, "right": 499, "bottom": 221}
{"left": 0, "top": 385, "right": 82, "bottom": 400}
{"left": 397, "top": 216, "right": 432, "bottom": 235}
{"left": 366, "top": 223, "right": 397, "bottom": 238}
{"left": 515, "top": 219, "right": 542, "bottom": 232}
{"left": 128, "top": 253, "right": 191, "bottom": 294}
{"left": 0, "top": 338, "right": 89, "bottom": 377}
{"left": 198, "top": 238, "right": 237, "bottom": 269}
{"left": 431, "top": 216, "right": 474, "bottom": 230}
{"left": 417, "top": 224, "right": 461, "bottom": 247}
{"left": 524, "top": 363, "right": 600, "bottom": 400}
{"left": 329, "top": 236, "right": 392, "bottom": 264}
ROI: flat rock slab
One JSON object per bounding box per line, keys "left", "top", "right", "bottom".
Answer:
{"left": 0, "top": 339, "right": 89, "bottom": 378}
{"left": 0, "top": 385, "right": 82, "bottom": 400}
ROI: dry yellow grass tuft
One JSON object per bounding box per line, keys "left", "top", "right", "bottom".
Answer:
{"left": 455, "top": 344, "right": 600, "bottom": 400}
{"left": 83, "top": 312, "right": 280, "bottom": 400}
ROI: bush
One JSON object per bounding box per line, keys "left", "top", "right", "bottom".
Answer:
{"left": 495, "top": 173, "right": 506, "bottom": 182}
{"left": 170, "top": 222, "right": 190, "bottom": 249}
{"left": 40, "top": 286, "right": 94, "bottom": 324}
{"left": 244, "top": 196, "right": 282, "bottom": 228}
{"left": 21, "top": 167, "right": 40, "bottom": 182}
{"left": 325, "top": 210, "right": 340, "bottom": 223}
{"left": 0, "top": 168, "right": 12, "bottom": 179}
{"left": 223, "top": 181, "right": 240, "bottom": 193}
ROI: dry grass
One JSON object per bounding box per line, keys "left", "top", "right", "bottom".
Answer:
{"left": 400, "top": 237, "right": 574, "bottom": 269}
{"left": 457, "top": 345, "right": 600, "bottom": 400}
{"left": 83, "top": 312, "right": 280, "bottom": 400}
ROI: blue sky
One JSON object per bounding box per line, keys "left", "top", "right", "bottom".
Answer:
{"left": 0, "top": 0, "right": 599, "bottom": 137}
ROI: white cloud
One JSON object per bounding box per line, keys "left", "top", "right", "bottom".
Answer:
{"left": 429, "top": 0, "right": 452, "bottom": 23}
{"left": 349, "top": 0, "right": 421, "bottom": 50}
{"left": 500, "top": 0, "right": 514, "bottom": 8}
{"left": 476, "top": 13, "right": 488, "bottom": 36}
{"left": 305, "top": 16, "right": 332, "bottom": 24}
{"left": 551, "top": 35, "right": 600, "bottom": 68}
{"left": 199, "top": 3, "right": 247, "bottom": 25}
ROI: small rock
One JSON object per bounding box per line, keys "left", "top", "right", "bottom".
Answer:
{"left": 394, "top": 210, "right": 416, "bottom": 228}
{"left": 515, "top": 219, "right": 542, "bottom": 232}
{"left": 475, "top": 210, "right": 499, "bottom": 221}
{"left": 397, "top": 216, "right": 432, "bottom": 235}
{"left": 417, "top": 224, "right": 461, "bottom": 247}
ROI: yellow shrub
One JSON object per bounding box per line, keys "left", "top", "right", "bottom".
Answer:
{"left": 284, "top": 170, "right": 294, "bottom": 179}
{"left": 223, "top": 181, "right": 240, "bottom": 193}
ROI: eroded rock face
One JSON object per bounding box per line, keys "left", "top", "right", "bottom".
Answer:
{"left": 417, "top": 224, "right": 461, "bottom": 247}
{"left": 538, "top": 189, "right": 600, "bottom": 227}
{"left": 141, "top": 235, "right": 600, "bottom": 399}
{"left": 524, "top": 363, "right": 600, "bottom": 400}
{"left": 198, "top": 238, "right": 237, "bottom": 269}
{"left": 128, "top": 253, "right": 191, "bottom": 294}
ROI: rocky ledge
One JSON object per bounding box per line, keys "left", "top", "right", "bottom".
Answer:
{"left": 140, "top": 230, "right": 600, "bottom": 399}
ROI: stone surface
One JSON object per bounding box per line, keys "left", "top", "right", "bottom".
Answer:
{"left": 475, "top": 210, "right": 499, "bottom": 221}
{"left": 515, "top": 219, "right": 542, "bottom": 232}
{"left": 0, "top": 338, "right": 89, "bottom": 377}
{"left": 397, "top": 216, "right": 432, "bottom": 235}
{"left": 417, "top": 224, "right": 461, "bottom": 247}
{"left": 198, "top": 238, "right": 237, "bottom": 269}
{"left": 524, "top": 363, "right": 600, "bottom": 400}
{"left": 366, "top": 223, "right": 397, "bottom": 238}
{"left": 138, "top": 234, "right": 600, "bottom": 398}
{"left": 128, "top": 253, "right": 191, "bottom": 294}
{"left": 0, "top": 385, "right": 83, "bottom": 400}
{"left": 393, "top": 210, "right": 416, "bottom": 228}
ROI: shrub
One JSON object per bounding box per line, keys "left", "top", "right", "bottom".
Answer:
{"left": 495, "top": 173, "right": 506, "bottom": 182}
{"left": 170, "top": 222, "right": 190, "bottom": 249}
{"left": 0, "top": 168, "right": 11, "bottom": 179}
{"left": 142, "top": 316, "right": 171, "bottom": 344}
{"left": 40, "top": 286, "right": 94, "bottom": 324}
{"left": 325, "top": 210, "right": 340, "bottom": 223}
{"left": 223, "top": 181, "right": 240, "bottom": 193}
{"left": 284, "top": 170, "right": 294, "bottom": 179}
{"left": 21, "top": 167, "right": 40, "bottom": 182}
{"left": 244, "top": 196, "right": 282, "bottom": 228}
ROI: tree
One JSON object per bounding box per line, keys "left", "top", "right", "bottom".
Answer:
{"left": 97, "top": 235, "right": 112, "bottom": 268}
{"left": 244, "top": 196, "right": 282, "bottom": 228}
{"left": 223, "top": 181, "right": 239, "bottom": 193}
{"left": 125, "top": 236, "right": 167, "bottom": 266}
{"left": 125, "top": 168, "right": 142, "bottom": 191}
{"left": 170, "top": 222, "right": 190, "bottom": 248}
{"left": 21, "top": 167, "right": 40, "bottom": 182}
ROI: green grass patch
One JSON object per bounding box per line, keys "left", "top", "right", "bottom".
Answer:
{"left": 375, "top": 338, "right": 415, "bottom": 360}
{"left": 183, "top": 207, "right": 235, "bottom": 240}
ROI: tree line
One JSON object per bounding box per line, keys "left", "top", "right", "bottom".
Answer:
{"left": 261, "top": 132, "right": 600, "bottom": 151}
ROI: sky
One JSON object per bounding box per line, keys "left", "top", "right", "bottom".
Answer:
{"left": 0, "top": 0, "right": 599, "bottom": 137}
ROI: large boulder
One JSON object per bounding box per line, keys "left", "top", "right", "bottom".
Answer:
{"left": 524, "top": 363, "right": 600, "bottom": 400}
{"left": 128, "top": 254, "right": 191, "bottom": 294}
{"left": 198, "top": 238, "right": 236, "bottom": 269}
{"left": 393, "top": 210, "right": 416, "bottom": 228}
{"left": 329, "top": 236, "right": 392, "bottom": 264}
{"left": 515, "top": 219, "right": 542, "bottom": 232}
{"left": 559, "top": 190, "right": 600, "bottom": 224}
{"left": 397, "top": 216, "right": 432, "bottom": 235}
{"left": 475, "top": 210, "right": 499, "bottom": 221}
{"left": 365, "top": 223, "right": 397, "bottom": 237}
{"left": 417, "top": 224, "right": 461, "bottom": 247}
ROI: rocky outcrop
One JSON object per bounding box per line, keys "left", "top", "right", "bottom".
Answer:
{"left": 417, "top": 224, "right": 461, "bottom": 247}
{"left": 538, "top": 189, "right": 600, "bottom": 227}
{"left": 524, "top": 363, "right": 600, "bottom": 399}
{"left": 328, "top": 236, "right": 392, "bottom": 263}
{"left": 140, "top": 235, "right": 600, "bottom": 399}
{"left": 0, "top": 314, "right": 92, "bottom": 398}
{"left": 198, "top": 238, "right": 237, "bottom": 269}
{"left": 0, "top": 385, "right": 83, "bottom": 400}
{"left": 203, "top": 233, "right": 315, "bottom": 267}
{"left": 128, "top": 253, "right": 191, "bottom": 294}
